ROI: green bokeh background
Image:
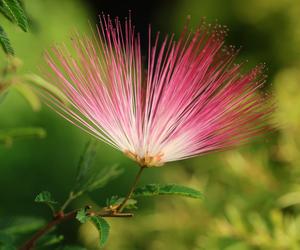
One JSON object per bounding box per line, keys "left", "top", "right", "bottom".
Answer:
{"left": 1, "top": 0, "right": 300, "bottom": 249}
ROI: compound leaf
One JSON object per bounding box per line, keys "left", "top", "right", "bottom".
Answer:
{"left": 133, "top": 184, "right": 203, "bottom": 199}
{"left": 0, "top": 25, "right": 14, "bottom": 55}
{"left": 75, "top": 209, "right": 89, "bottom": 224}
{"left": 90, "top": 216, "right": 110, "bottom": 249}
{"left": 0, "top": 0, "right": 29, "bottom": 31}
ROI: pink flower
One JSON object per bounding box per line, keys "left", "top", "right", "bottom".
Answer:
{"left": 41, "top": 14, "right": 273, "bottom": 167}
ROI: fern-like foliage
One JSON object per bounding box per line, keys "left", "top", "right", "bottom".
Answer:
{"left": 0, "top": 0, "right": 29, "bottom": 55}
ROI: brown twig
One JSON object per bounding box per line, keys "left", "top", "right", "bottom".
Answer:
{"left": 19, "top": 209, "right": 133, "bottom": 250}
{"left": 117, "top": 166, "right": 145, "bottom": 212}
{"left": 20, "top": 166, "right": 145, "bottom": 250}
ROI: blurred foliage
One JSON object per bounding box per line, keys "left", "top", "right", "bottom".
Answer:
{"left": 0, "top": 57, "right": 46, "bottom": 147}
{"left": 0, "top": 0, "right": 300, "bottom": 249}
{"left": 0, "top": 0, "right": 29, "bottom": 55}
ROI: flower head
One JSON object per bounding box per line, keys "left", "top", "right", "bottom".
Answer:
{"left": 40, "top": 14, "right": 273, "bottom": 167}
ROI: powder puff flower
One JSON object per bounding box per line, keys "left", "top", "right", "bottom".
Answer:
{"left": 40, "top": 14, "right": 273, "bottom": 167}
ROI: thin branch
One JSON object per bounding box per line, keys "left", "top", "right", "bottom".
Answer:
{"left": 19, "top": 211, "right": 75, "bottom": 250}
{"left": 59, "top": 191, "right": 82, "bottom": 212}
{"left": 117, "top": 166, "right": 145, "bottom": 212}
{"left": 91, "top": 211, "right": 133, "bottom": 218}
{"left": 19, "top": 209, "right": 132, "bottom": 250}
{"left": 20, "top": 166, "right": 145, "bottom": 249}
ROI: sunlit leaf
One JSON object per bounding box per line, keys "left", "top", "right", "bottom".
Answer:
{"left": 24, "top": 74, "right": 69, "bottom": 104}
{"left": 0, "top": 25, "right": 14, "bottom": 55}
{"left": 0, "top": 0, "right": 29, "bottom": 31}
{"left": 90, "top": 217, "right": 110, "bottom": 249}
{"left": 75, "top": 209, "right": 89, "bottom": 224}
{"left": 133, "top": 184, "right": 203, "bottom": 199}
{"left": 13, "top": 82, "right": 41, "bottom": 111}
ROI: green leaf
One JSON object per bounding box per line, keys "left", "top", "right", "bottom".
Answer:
{"left": 75, "top": 209, "right": 89, "bottom": 224}
{"left": 85, "top": 165, "right": 123, "bottom": 192}
{"left": 12, "top": 82, "right": 41, "bottom": 111}
{"left": 74, "top": 140, "right": 98, "bottom": 191}
{"left": 106, "top": 196, "right": 137, "bottom": 210}
{"left": 0, "top": 0, "right": 29, "bottom": 31}
{"left": 60, "top": 141, "right": 123, "bottom": 211}
{"left": 133, "top": 184, "right": 203, "bottom": 199}
{"left": 0, "top": 5, "right": 14, "bottom": 22}
{"left": 0, "top": 25, "right": 14, "bottom": 55}
{"left": 90, "top": 217, "right": 110, "bottom": 249}
{"left": 35, "top": 191, "right": 57, "bottom": 214}
{"left": 35, "top": 191, "right": 57, "bottom": 204}
{"left": 72, "top": 140, "right": 123, "bottom": 194}
{"left": 0, "top": 217, "right": 45, "bottom": 234}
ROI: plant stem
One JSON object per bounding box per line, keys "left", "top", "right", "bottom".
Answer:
{"left": 19, "top": 209, "right": 132, "bottom": 250}
{"left": 20, "top": 166, "right": 145, "bottom": 249}
{"left": 20, "top": 211, "right": 76, "bottom": 250}
{"left": 59, "top": 191, "right": 82, "bottom": 212}
{"left": 117, "top": 166, "right": 145, "bottom": 212}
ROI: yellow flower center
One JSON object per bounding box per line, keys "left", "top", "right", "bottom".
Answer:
{"left": 124, "top": 150, "right": 164, "bottom": 167}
